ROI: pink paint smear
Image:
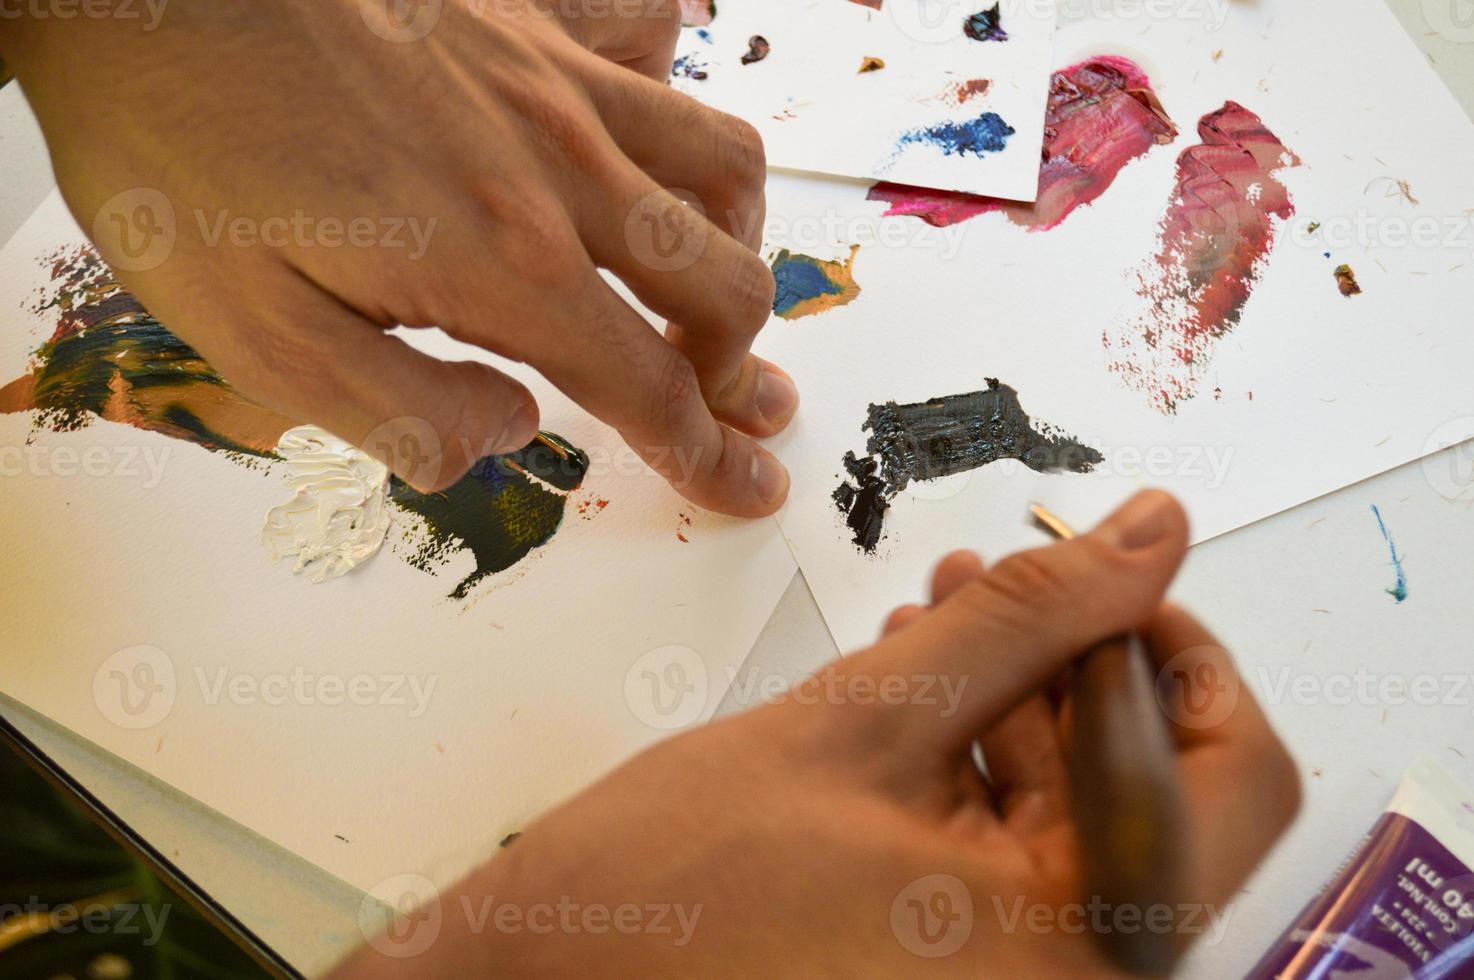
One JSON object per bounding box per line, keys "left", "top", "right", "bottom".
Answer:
{"left": 1105, "top": 101, "right": 1300, "bottom": 413}
{"left": 869, "top": 56, "right": 1177, "bottom": 231}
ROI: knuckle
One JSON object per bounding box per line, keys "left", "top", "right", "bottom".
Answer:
{"left": 725, "top": 253, "right": 777, "bottom": 334}
{"left": 977, "top": 549, "right": 1077, "bottom": 620}
{"left": 650, "top": 345, "right": 702, "bottom": 431}
{"left": 715, "top": 116, "right": 767, "bottom": 194}
{"left": 528, "top": 99, "right": 620, "bottom": 185}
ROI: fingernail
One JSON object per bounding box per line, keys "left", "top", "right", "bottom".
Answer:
{"left": 755, "top": 364, "right": 800, "bottom": 426}
{"left": 1095, "top": 490, "right": 1176, "bottom": 550}
{"left": 750, "top": 449, "right": 789, "bottom": 505}
{"left": 494, "top": 400, "right": 539, "bottom": 454}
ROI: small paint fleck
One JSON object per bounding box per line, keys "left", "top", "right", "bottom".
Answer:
{"left": 770, "top": 245, "right": 862, "bottom": 320}
{"left": 896, "top": 111, "right": 1014, "bottom": 159}
{"left": 859, "top": 56, "right": 886, "bottom": 73}
{"left": 942, "top": 78, "right": 991, "bottom": 106}
{"left": 963, "top": 2, "right": 1008, "bottom": 41}
{"left": 1306, "top": 220, "right": 1321, "bottom": 234}
{"left": 672, "top": 54, "right": 708, "bottom": 80}
{"left": 741, "top": 35, "right": 770, "bottom": 65}
{"left": 499, "top": 832, "right": 522, "bottom": 847}
{"left": 848, "top": 0, "right": 882, "bottom": 8}
{"left": 1371, "top": 504, "right": 1408, "bottom": 603}
{"left": 696, "top": 27, "right": 711, "bottom": 42}
{"left": 1334, "top": 263, "right": 1362, "bottom": 297}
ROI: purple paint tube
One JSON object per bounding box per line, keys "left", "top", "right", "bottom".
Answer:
{"left": 1248, "top": 758, "right": 1474, "bottom": 978}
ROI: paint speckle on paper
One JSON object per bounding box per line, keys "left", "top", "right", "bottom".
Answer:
{"left": 833, "top": 379, "right": 1101, "bottom": 553}
{"left": 1335, "top": 264, "right": 1362, "bottom": 297}
{"left": 895, "top": 111, "right": 1015, "bottom": 160}
{"left": 672, "top": 54, "right": 709, "bottom": 80}
{"left": 2, "top": 243, "right": 593, "bottom": 600}
{"left": 1105, "top": 101, "right": 1299, "bottom": 413}
{"left": 963, "top": 3, "right": 1008, "bottom": 42}
{"left": 770, "top": 245, "right": 862, "bottom": 320}
{"left": 676, "top": 512, "right": 693, "bottom": 543}
{"left": 1366, "top": 176, "right": 1418, "bottom": 207}
{"left": 1371, "top": 504, "right": 1408, "bottom": 603}
{"left": 870, "top": 57, "right": 1175, "bottom": 231}
{"left": 859, "top": 56, "right": 886, "bottom": 73}
{"left": 942, "top": 77, "right": 991, "bottom": 107}
{"left": 740, "top": 35, "right": 770, "bottom": 65}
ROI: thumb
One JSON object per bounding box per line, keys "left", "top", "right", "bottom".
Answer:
{"left": 842, "top": 490, "right": 1190, "bottom": 756}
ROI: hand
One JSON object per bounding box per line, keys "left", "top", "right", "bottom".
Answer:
{"left": 330, "top": 491, "right": 1300, "bottom": 977}
{"left": 2, "top": 0, "right": 795, "bottom": 513}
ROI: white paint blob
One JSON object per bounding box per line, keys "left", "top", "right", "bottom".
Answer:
{"left": 262, "top": 425, "right": 392, "bottom": 582}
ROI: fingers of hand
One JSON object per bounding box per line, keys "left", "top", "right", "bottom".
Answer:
{"left": 582, "top": 181, "right": 795, "bottom": 434}
{"left": 557, "top": 0, "right": 684, "bottom": 82}
{"left": 846, "top": 490, "right": 1191, "bottom": 756}
{"left": 571, "top": 66, "right": 795, "bottom": 433}
{"left": 135, "top": 259, "right": 540, "bottom": 492}
{"left": 1141, "top": 604, "right": 1301, "bottom": 900}
{"left": 534, "top": 269, "right": 790, "bottom": 515}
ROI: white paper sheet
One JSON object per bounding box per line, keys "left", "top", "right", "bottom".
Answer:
{"left": 673, "top": 0, "right": 1055, "bottom": 201}
{"left": 755, "top": 0, "right": 1474, "bottom": 652}
{"left": 0, "top": 191, "right": 797, "bottom": 893}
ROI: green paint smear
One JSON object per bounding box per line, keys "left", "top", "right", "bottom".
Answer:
{"left": 390, "top": 434, "right": 590, "bottom": 600}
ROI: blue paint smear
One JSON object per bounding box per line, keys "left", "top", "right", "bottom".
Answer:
{"left": 672, "top": 54, "right": 708, "bottom": 80}
{"left": 772, "top": 257, "right": 842, "bottom": 316}
{"left": 696, "top": 28, "right": 712, "bottom": 42}
{"left": 1371, "top": 504, "right": 1409, "bottom": 603}
{"left": 897, "top": 112, "right": 1015, "bottom": 159}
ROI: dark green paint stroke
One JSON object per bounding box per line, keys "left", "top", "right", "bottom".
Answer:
{"left": 390, "top": 434, "right": 590, "bottom": 600}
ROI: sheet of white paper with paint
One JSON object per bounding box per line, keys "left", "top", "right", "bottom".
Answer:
{"left": 0, "top": 191, "right": 797, "bottom": 893}
{"left": 754, "top": 0, "right": 1474, "bottom": 653}
{"left": 672, "top": 0, "right": 1055, "bottom": 201}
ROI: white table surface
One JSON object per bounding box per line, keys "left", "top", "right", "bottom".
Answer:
{"left": 4, "top": 4, "right": 1474, "bottom": 974}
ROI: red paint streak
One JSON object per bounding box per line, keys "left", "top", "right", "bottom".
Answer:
{"left": 944, "top": 78, "right": 991, "bottom": 106}
{"left": 869, "top": 57, "right": 1175, "bottom": 231}
{"left": 1106, "top": 102, "right": 1299, "bottom": 413}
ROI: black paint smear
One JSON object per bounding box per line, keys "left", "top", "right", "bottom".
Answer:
{"left": 962, "top": 2, "right": 1008, "bottom": 42}
{"left": 390, "top": 433, "right": 590, "bottom": 599}
{"left": 833, "top": 379, "right": 1101, "bottom": 553}
{"left": 833, "top": 452, "right": 890, "bottom": 553}
{"left": 741, "top": 35, "right": 771, "bottom": 65}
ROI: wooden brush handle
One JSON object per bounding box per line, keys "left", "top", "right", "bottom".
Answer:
{"left": 1067, "top": 633, "right": 1188, "bottom": 977}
